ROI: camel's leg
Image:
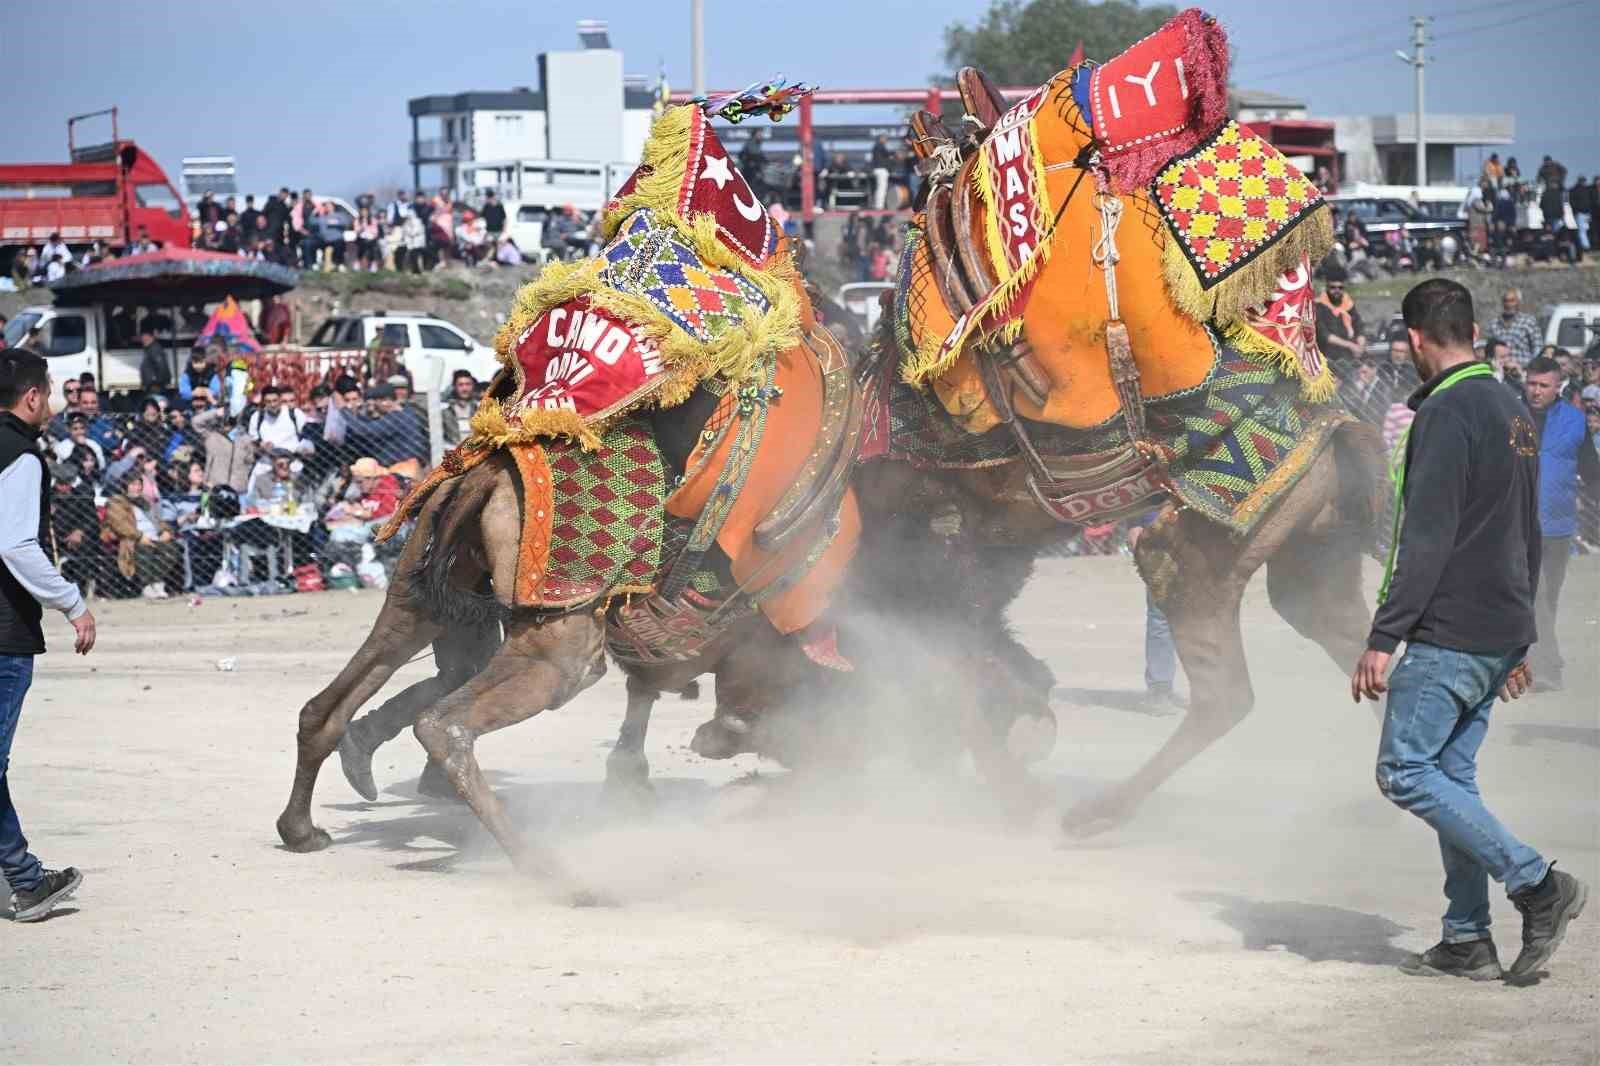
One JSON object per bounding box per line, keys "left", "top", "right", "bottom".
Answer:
{"left": 412, "top": 611, "right": 605, "bottom": 874}
{"left": 1265, "top": 526, "right": 1372, "bottom": 674}
{"left": 338, "top": 614, "right": 504, "bottom": 801}
{"left": 604, "top": 674, "right": 659, "bottom": 798}
{"left": 276, "top": 464, "right": 503, "bottom": 851}
{"left": 1062, "top": 566, "right": 1253, "bottom": 834}
{"left": 277, "top": 595, "right": 441, "bottom": 850}
{"left": 1061, "top": 451, "right": 1350, "bottom": 835}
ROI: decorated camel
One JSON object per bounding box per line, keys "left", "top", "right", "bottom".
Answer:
{"left": 276, "top": 92, "right": 870, "bottom": 871}
{"left": 857, "top": 8, "right": 1387, "bottom": 831}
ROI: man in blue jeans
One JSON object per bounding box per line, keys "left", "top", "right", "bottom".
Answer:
{"left": 1351, "top": 279, "right": 1587, "bottom": 981}
{"left": 1, "top": 348, "right": 97, "bottom": 922}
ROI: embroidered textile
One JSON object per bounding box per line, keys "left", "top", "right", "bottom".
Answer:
{"left": 1226, "top": 255, "right": 1336, "bottom": 402}
{"left": 538, "top": 419, "right": 668, "bottom": 606}
{"left": 1081, "top": 8, "right": 1230, "bottom": 192}
{"left": 599, "top": 209, "right": 772, "bottom": 343}
{"left": 1151, "top": 121, "right": 1324, "bottom": 291}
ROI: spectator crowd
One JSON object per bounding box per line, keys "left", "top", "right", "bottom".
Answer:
{"left": 29, "top": 342, "right": 491, "bottom": 602}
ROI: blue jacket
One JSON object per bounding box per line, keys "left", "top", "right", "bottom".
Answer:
{"left": 1535, "top": 400, "right": 1586, "bottom": 538}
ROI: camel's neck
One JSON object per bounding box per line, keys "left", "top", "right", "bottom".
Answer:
{"left": 1009, "top": 161, "right": 1216, "bottom": 429}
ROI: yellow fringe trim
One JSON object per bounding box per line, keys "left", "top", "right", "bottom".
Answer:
{"left": 478, "top": 202, "right": 803, "bottom": 448}
{"left": 600, "top": 105, "right": 696, "bottom": 242}
{"left": 1223, "top": 319, "right": 1338, "bottom": 403}
{"left": 469, "top": 396, "right": 604, "bottom": 451}
{"left": 1160, "top": 203, "right": 1334, "bottom": 327}
{"left": 971, "top": 114, "right": 1052, "bottom": 350}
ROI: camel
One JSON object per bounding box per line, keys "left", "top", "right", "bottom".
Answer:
{"left": 863, "top": 15, "right": 1388, "bottom": 835}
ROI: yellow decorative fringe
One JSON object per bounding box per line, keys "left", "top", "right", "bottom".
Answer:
{"left": 1224, "top": 319, "right": 1338, "bottom": 403}
{"left": 469, "top": 395, "right": 604, "bottom": 451}
{"left": 600, "top": 104, "right": 696, "bottom": 242}
{"left": 1160, "top": 204, "right": 1334, "bottom": 327}
{"left": 971, "top": 113, "right": 1054, "bottom": 350}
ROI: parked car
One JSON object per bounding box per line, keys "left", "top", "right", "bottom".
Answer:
{"left": 305, "top": 311, "right": 499, "bottom": 386}
{"left": 1327, "top": 193, "right": 1466, "bottom": 241}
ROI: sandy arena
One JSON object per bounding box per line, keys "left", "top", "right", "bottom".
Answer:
{"left": 1, "top": 555, "right": 1595, "bottom": 1064}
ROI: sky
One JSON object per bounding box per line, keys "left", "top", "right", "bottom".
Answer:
{"left": 3, "top": 0, "right": 1595, "bottom": 196}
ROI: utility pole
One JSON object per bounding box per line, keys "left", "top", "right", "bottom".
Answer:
{"left": 1396, "top": 16, "right": 1428, "bottom": 186}
{"left": 690, "top": 0, "right": 705, "bottom": 98}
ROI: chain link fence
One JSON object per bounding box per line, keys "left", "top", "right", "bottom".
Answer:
{"left": 45, "top": 348, "right": 476, "bottom": 600}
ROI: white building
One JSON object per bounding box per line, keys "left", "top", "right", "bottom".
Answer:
{"left": 407, "top": 26, "right": 657, "bottom": 198}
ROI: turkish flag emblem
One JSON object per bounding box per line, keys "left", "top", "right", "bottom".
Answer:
{"left": 673, "top": 107, "right": 777, "bottom": 269}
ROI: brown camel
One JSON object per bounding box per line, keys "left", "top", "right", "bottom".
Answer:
{"left": 865, "top": 47, "right": 1389, "bottom": 834}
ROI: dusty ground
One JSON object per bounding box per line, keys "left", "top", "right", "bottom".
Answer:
{"left": 1, "top": 555, "right": 1595, "bottom": 1065}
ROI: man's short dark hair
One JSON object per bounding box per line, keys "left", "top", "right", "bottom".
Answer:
{"left": 1525, "top": 356, "right": 1562, "bottom": 379}
{"left": 452, "top": 369, "right": 476, "bottom": 382}
{"left": 1486, "top": 339, "right": 1510, "bottom": 355}
{"left": 309, "top": 383, "right": 332, "bottom": 400}
{"left": 0, "top": 348, "right": 49, "bottom": 408}
{"left": 333, "top": 374, "right": 360, "bottom": 394}
{"left": 260, "top": 384, "right": 280, "bottom": 398}
{"left": 1401, "top": 279, "right": 1476, "bottom": 349}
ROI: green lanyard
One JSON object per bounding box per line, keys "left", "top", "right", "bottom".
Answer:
{"left": 1378, "top": 361, "right": 1496, "bottom": 604}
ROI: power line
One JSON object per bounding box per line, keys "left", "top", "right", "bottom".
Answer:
{"left": 1432, "top": 0, "right": 1585, "bottom": 40}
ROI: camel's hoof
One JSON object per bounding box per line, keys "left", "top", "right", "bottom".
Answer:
{"left": 603, "top": 751, "right": 655, "bottom": 808}
{"left": 1060, "top": 796, "right": 1134, "bottom": 839}
{"left": 279, "top": 823, "right": 333, "bottom": 853}
{"left": 690, "top": 716, "right": 755, "bottom": 760}
{"left": 338, "top": 732, "right": 379, "bottom": 802}
{"left": 1005, "top": 711, "right": 1058, "bottom": 765}
{"left": 415, "top": 761, "right": 461, "bottom": 802}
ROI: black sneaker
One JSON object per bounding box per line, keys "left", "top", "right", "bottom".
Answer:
{"left": 1508, "top": 866, "right": 1589, "bottom": 979}
{"left": 10, "top": 867, "right": 83, "bottom": 923}
{"left": 1399, "top": 938, "right": 1504, "bottom": 980}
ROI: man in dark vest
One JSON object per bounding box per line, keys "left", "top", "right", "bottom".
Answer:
{"left": 0, "top": 348, "right": 97, "bottom": 922}
{"left": 1521, "top": 355, "right": 1599, "bottom": 692}
{"left": 1352, "top": 280, "right": 1587, "bottom": 982}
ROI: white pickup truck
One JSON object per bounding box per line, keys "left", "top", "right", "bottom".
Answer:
{"left": 305, "top": 311, "right": 500, "bottom": 385}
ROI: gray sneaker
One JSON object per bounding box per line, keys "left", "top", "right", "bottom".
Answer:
{"left": 10, "top": 867, "right": 83, "bottom": 923}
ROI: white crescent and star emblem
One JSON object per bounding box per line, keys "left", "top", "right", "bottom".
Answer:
{"left": 732, "top": 189, "right": 765, "bottom": 222}
{"left": 700, "top": 153, "right": 733, "bottom": 189}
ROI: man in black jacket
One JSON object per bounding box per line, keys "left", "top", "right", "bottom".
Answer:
{"left": 0, "top": 349, "right": 96, "bottom": 922}
{"left": 1352, "top": 279, "right": 1588, "bottom": 982}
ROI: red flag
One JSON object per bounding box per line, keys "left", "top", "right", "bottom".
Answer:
{"left": 1068, "top": 40, "right": 1085, "bottom": 67}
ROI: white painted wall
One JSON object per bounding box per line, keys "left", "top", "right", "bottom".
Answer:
{"left": 470, "top": 109, "right": 545, "bottom": 162}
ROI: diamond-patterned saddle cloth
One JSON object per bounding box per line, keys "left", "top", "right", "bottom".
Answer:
{"left": 508, "top": 418, "right": 668, "bottom": 609}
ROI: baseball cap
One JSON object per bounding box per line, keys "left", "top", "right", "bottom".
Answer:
{"left": 1581, "top": 384, "right": 1600, "bottom": 404}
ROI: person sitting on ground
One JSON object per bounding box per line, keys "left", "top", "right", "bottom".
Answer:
{"left": 103, "top": 471, "right": 179, "bottom": 599}
{"left": 494, "top": 236, "right": 523, "bottom": 267}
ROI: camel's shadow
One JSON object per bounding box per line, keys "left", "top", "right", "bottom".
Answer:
{"left": 1184, "top": 890, "right": 1413, "bottom": 966}
{"left": 327, "top": 773, "right": 724, "bottom": 872}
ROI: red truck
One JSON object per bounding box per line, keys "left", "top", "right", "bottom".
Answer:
{"left": 0, "top": 108, "right": 191, "bottom": 272}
